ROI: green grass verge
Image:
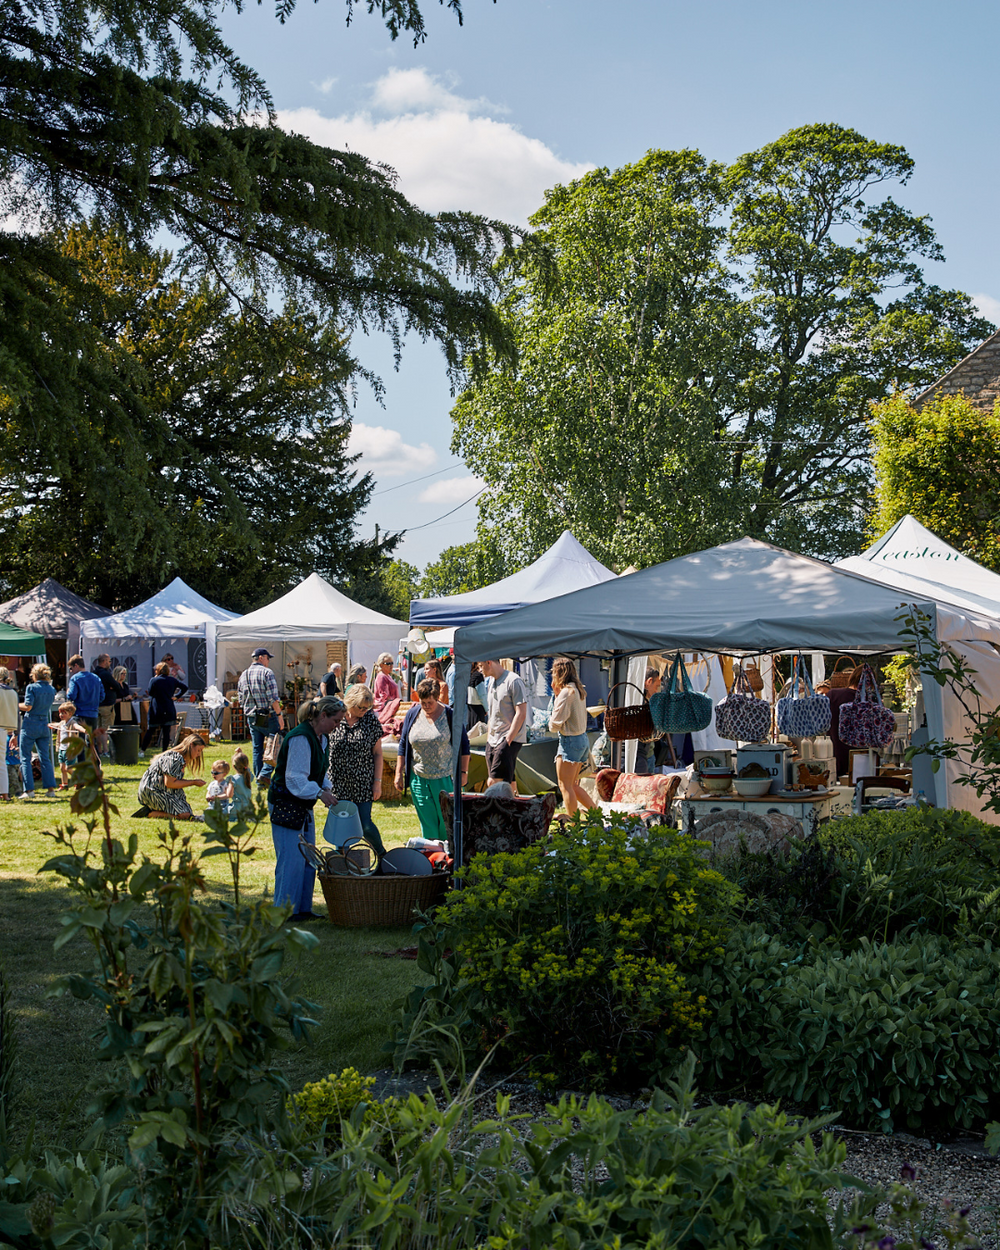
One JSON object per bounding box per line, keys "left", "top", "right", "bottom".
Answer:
{"left": 0, "top": 743, "right": 428, "bottom": 1150}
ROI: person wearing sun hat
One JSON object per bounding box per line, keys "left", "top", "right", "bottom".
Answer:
{"left": 238, "top": 647, "right": 286, "bottom": 782}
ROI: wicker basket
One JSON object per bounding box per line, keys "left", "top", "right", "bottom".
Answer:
{"left": 318, "top": 871, "right": 449, "bottom": 927}
{"left": 604, "top": 682, "right": 655, "bottom": 742}
{"left": 827, "top": 657, "right": 856, "bottom": 689}
{"left": 742, "top": 661, "right": 764, "bottom": 694}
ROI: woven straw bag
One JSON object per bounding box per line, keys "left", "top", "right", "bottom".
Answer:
{"left": 743, "top": 659, "right": 765, "bottom": 694}
{"left": 715, "top": 665, "right": 771, "bottom": 743}
{"left": 827, "top": 656, "right": 856, "bottom": 689}
{"left": 604, "top": 681, "right": 656, "bottom": 742}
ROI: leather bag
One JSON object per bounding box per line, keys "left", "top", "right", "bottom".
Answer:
{"left": 715, "top": 664, "right": 771, "bottom": 742}
{"left": 776, "top": 656, "right": 832, "bottom": 738}
{"left": 838, "top": 664, "right": 895, "bottom": 750}
{"left": 649, "top": 653, "right": 713, "bottom": 735}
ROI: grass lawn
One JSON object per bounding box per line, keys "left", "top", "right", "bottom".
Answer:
{"left": 0, "top": 742, "right": 429, "bottom": 1150}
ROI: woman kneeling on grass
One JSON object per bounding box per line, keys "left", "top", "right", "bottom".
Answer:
{"left": 136, "top": 734, "right": 206, "bottom": 820}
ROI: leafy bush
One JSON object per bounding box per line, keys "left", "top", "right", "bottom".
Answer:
{"left": 696, "top": 927, "right": 1000, "bottom": 1133}
{"left": 423, "top": 811, "right": 739, "bottom": 1088}
{"left": 715, "top": 805, "right": 1000, "bottom": 946}
{"left": 288, "top": 1066, "right": 401, "bottom": 1152}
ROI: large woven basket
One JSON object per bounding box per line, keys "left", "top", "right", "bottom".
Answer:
{"left": 318, "top": 871, "right": 449, "bottom": 927}
{"left": 604, "top": 682, "right": 656, "bottom": 742}
{"left": 827, "top": 656, "right": 856, "bottom": 689}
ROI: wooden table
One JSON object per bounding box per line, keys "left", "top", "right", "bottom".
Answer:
{"left": 676, "top": 784, "right": 832, "bottom": 836}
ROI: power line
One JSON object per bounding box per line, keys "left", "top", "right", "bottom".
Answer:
{"left": 370, "top": 461, "right": 465, "bottom": 497}
{"left": 403, "top": 488, "right": 486, "bottom": 533}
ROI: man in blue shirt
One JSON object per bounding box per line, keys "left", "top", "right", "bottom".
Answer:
{"left": 67, "top": 655, "right": 103, "bottom": 731}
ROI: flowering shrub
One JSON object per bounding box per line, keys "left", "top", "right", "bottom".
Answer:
{"left": 432, "top": 810, "right": 738, "bottom": 1087}
{"left": 287, "top": 1067, "right": 401, "bottom": 1152}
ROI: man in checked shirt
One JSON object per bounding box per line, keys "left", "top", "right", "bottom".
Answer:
{"left": 238, "top": 648, "right": 286, "bottom": 784}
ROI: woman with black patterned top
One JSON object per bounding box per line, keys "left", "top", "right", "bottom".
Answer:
{"left": 327, "top": 683, "right": 386, "bottom": 856}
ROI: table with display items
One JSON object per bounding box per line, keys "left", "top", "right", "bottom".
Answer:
{"left": 676, "top": 781, "right": 833, "bottom": 837}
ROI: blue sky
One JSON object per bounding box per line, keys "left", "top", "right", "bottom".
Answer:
{"left": 220, "top": 0, "right": 1000, "bottom": 571}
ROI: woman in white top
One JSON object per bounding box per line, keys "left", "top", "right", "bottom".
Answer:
{"left": 549, "top": 657, "right": 595, "bottom": 816}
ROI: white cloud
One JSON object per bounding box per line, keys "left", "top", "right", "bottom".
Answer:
{"left": 347, "top": 422, "right": 437, "bottom": 476}
{"left": 314, "top": 76, "right": 338, "bottom": 95}
{"left": 277, "top": 68, "right": 593, "bottom": 225}
{"left": 418, "top": 474, "right": 484, "bottom": 504}
{"left": 973, "top": 293, "right": 1000, "bottom": 326}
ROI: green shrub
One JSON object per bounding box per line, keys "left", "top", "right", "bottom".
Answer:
{"left": 287, "top": 1066, "right": 401, "bottom": 1152}
{"left": 696, "top": 928, "right": 1000, "bottom": 1133}
{"left": 427, "top": 811, "right": 739, "bottom": 1088}
{"left": 715, "top": 806, "right": 1000, "bottom": 946}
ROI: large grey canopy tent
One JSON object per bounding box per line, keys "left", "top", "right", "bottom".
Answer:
{"left": 448, "top": 537, "right": 1000, "bottom": 823}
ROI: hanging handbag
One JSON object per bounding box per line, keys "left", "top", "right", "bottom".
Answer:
{"left": 838, "top": 664, "right": 895, "bottom": 750}
{"left": 776, "top": 656, "right": 831, "bottom": 738}
{"left": 263, "top": 732, "right": 283, "bottom": 766}
{"left": 649, "top": 654, "right": 713, "bottom": 735}
{"left": 604, "top": 682, "right": 655, "bottom": 742}
{"left": 715, "top": 663, "right": 771, "bottom": 742}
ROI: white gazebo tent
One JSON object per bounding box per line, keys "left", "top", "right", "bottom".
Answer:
{"left": 835, "top": 515, "right": 1000, "bottom": 814}
{"left": 80, "top": 578, "right": 238, "bottom": 690}
{"left": 836, "top": 514, "right": 1000, "bottom": 619}
{"left": 215, "top": 573, "right": 408, "bottom": 691}
{"left": 447, "top": 537, "right": 1000, "bottom": 840}
{"left": 409, "top": 531, "right": 616, "bottom": 628}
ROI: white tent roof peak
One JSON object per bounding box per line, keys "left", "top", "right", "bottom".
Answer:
{"left": 216, "top": 572, "right": 407, "bottom": 641}
{"left": 81, "top": 576, "right": 237, "bottom": 639}
{"left": 836, "top": 515, "right": 1000, "bottom": 620}
{"left": 410, "top": 530, "right": 616, "bottom": 628}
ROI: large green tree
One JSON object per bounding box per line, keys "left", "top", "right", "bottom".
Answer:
{"left": 870, "top": 391, "right": 1000, "bottom": 572}
{"left": 1, "top": 0, "right": 515, "bottom": 592}
{"left": 0, "top": 224, "right": 385, "bottom": 609}
{"left": 452, "top": 125, "right": 993, "bottom": 570}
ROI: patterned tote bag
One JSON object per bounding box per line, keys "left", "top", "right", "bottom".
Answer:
{"left": 776, "top": 656, "right": 831, "bottom": 738}
{"left": 649, "top": 653, "right": 713, "bottom": 735}
{"left": 838, "top": 664, "right": 895, "bottom": 750}
{"left": 715, "top": 664, "right": 771, "bottom": 742}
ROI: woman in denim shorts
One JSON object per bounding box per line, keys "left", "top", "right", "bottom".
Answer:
{"left": 549, "top": 657, "right": 596, "bottom": 816}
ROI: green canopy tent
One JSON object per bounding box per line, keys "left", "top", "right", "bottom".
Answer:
{"left": 0, "top": 621, "right": 46, "bottom": 656}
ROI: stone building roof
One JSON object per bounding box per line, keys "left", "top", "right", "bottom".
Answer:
{"left": 914, "top": 327, "right": 1000, "bottom": 412}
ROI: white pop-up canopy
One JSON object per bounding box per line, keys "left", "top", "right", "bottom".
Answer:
{"left": 448, "top": 537, "right": 1000, "bottom": 818}
{"left": 81, "top": 577, "right": 238, "bottom": 690}
{"left": 216, "top": 572, "right": 408, "bottom": 687}
{"left": 836, "top": 515, "right": 1000, "bottom": 619}
{"left": 409, "top": 530, "right": 616, "bottom": 628}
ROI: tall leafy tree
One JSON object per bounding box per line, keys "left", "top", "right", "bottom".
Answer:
{"left": 1, "top": 0, "right": 516, "bottom": 514}
{"left": 0, "top": 224, "right": 386, "bottom": 609}
{"left": 452, "top": 125, "right": 993, "bottom": 570}
{"left": 724, "top": 123, "right": 991, "bottom": 557}
{"left": 419, "top": 537, "right": 506, "bottom": 596}
{"left": 870, "top": 392, "right": 1000, "bottom": 571}
{"left": 452, "top": 150, "right": 743, "bottom": 571}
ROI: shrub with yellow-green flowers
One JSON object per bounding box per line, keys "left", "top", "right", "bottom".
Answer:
{"left": 287, "top": 1067, "right": 401, "bottom": 1152}
{"left": 433, "top": 810, "right": 739, "bottom": 1088}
